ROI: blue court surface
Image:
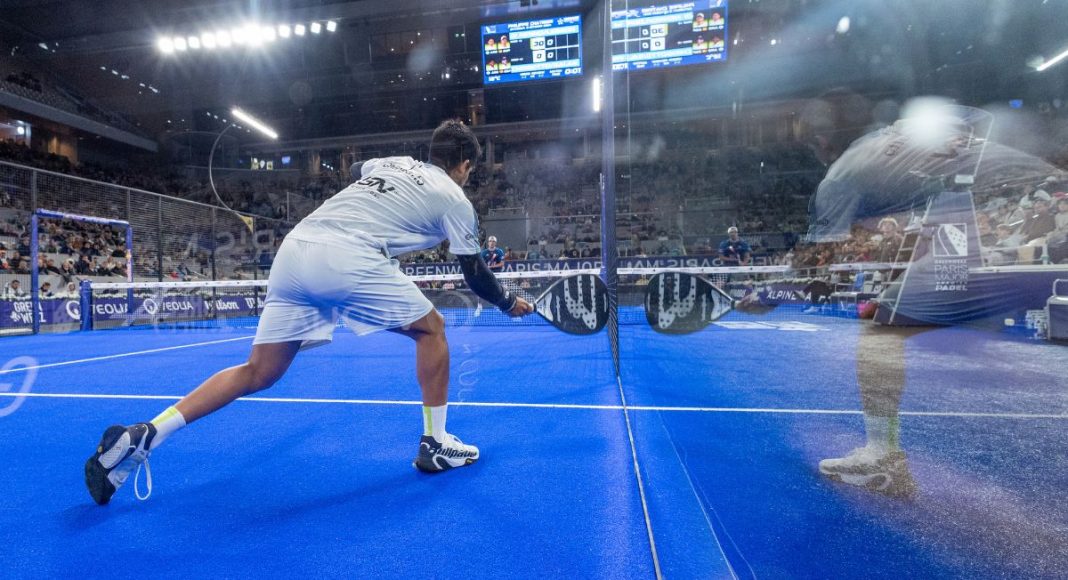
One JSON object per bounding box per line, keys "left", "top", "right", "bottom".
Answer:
{"left": 1, "top": 312, "right": 1066, "bottom": 578}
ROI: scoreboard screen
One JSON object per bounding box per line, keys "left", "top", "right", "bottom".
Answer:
{"left": 611, "top": 0, "right": 728, "bottom": 72}
{"left": 482, "top": 15, "right": 583, "bottom": 85}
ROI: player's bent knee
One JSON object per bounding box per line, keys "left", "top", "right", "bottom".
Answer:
{"left": 244, "top": 361, "right": 284, "bottom": 393}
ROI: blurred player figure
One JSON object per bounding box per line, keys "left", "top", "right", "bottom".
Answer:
{"left": 719, "top": 226, "right": 751, "bottom": 266}
{"left": 481, "top": 235, "right": 504, "bottom": 271}
{"left": 84, "top": 120, "right": 534, "bottom": 505}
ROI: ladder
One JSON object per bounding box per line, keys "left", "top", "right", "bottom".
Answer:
{"left": 876, "top": 207, "right": 929, "bottom": 325}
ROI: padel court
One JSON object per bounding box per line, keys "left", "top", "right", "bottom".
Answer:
{"left": 2, "top": 308, "right": 1066, "bottom": 578}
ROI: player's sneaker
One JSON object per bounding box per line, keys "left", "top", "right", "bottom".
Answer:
{"left": 84, "top": 423, "right": 156, "bottom": 505}
{"left": 413, "top": 433, "right": 480, "bottom": 473}
{"left": 819, "top": 446, "right": 917, "bottom": 498}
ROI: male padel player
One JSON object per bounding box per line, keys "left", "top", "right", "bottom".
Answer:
{"left": 85, "top": 120, "right": 533, "bottom": 505}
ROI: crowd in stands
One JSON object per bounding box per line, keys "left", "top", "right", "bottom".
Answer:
{"left": 0, "top": 213, "right": 128, "bottom": 279}
{"left": 1, "top": 70, "right": 146, "bottom": 136}
{"left": 5, "top": 71, "right": 42, "bottom": 93}
{"left": 5, "top": 121, "right": 1067, "bottom": 287}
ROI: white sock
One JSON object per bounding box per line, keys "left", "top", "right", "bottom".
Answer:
{"left": 423, "top": 404, "right": 447, "bottom": 442}
{"left": 149, "top": 406, "right": 187, "bottom": 450}
{"left": 863, "top": 415, "right": 900, "bottom": 453}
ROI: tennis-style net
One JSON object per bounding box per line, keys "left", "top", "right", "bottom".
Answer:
{"left": 81, "top": 269, "right": 601, "bottom": 331}
{"left": 616, "top": 265, "right": 797, "bottom": 324}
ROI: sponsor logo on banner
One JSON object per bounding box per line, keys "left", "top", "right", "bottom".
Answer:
{"left": 402, "top": 254, "right": 773, "bottom": 277}
{"left": 933, "top": 223, "right": 969, "bottom": 291}
{"left": 934, "top": 224, "right": 968, "bottom": 258}
{"left": 65, "top": 300, "right": 81, "bottom": 321}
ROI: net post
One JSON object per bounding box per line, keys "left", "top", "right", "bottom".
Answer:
{"left": 599, "top": 1, "right": 619, "bottom": 374}
{"left": 125, "top": 223, "right": 134, "bottom": 308}
{"left": 79, "top": 279, "right": 93, "bottom": 331}
{"left": 156, "top": 197, "right": 164, "bottom": 282}
{"left": 30, "top": 211, "right": 40, "bottom": 334}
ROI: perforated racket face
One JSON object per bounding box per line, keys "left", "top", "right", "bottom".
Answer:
{"left": 533, "top": 274, "right": 609, "bottom": 335}
{"left": 644, "top": 272, "right": 734, "bottom": 334}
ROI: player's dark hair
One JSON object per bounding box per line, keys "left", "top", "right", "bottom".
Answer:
{"left": 430, "top": 119, "right": 481, "bottom": 171}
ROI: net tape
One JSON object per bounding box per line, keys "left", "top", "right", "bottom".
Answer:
{"left": 83, "top": 265, "right": 794, "bottom": 331}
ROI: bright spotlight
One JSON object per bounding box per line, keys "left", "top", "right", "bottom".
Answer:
{"left": 216, "top": 30, "right": 232, "bottom": 47}
{"left": 278, "top": 25, "right": 291, "bottom": 38}
{"left": 294, "top": 24, "right": 306, "bottom": 36}
{"left": 836, "top": 16, "right": 850, "bottom": 34}
{"left": 1037, "top": 47, "right": 1068, "bottom": 72}
{"left": 174, "top": 37, "right": 188, "bottom": 51}
{"left": 231, "top": 107, "right": 279, "bottom": 140}
{"left": 326, "top": 20, "right": 337, "bottom": 32}
{"left": 201, "top": 33, "right": 216, "bottom": 49}
{"left": 245, "top": 25, "right": 263, "bottom": 46}
{"left": 310, "top": 22, "right": 322, "bottom": 34}
{"left": 188, "top": 36, "right": 201, "bottom": 49}
{"left": 232, "top": 27, "right": 247, "bottom": 45}
{"left": 261, "top": 26, "right": 276, "bottom": 43}
{"left": 158, "top": 37, "right": 175, "bottom": 54}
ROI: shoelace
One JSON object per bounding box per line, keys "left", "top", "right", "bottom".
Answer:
{"left": 133, "top": 458, "right": 152, "bottom": 501}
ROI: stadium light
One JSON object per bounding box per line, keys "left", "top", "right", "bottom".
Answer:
{"left": 592, "top": 77, "right": 602, "bottom": 113}
{"left": 174, "top": 37, "right": 187, "bottom": 51}
{"left": 188, "top": 36, "right": 201, "bottom": 49}
{"left": 232, "top": 27, "right": 247, "bottom": 44}
{"left": 245, "top": 25, "right": 263, "bottom": 46}
{"left": 1037, "top": 47, "right": 1068, "bottom": 72}
{"left": 294, "top": 24, "right": 306, "bottom": 36}
{"left": 278, "top": 25, "right": 291, "bottom": 38}
{"left": 231, "top": 108, "right": 279, "bottom": 140}
{"left": 158, "top": 37, "right": 175, "bottom": 54}
{"left": 311, "top": 22, "right": 322, "bottom": 34}
{"left": 216, "top": 30, "right": 232, "bottom": 47}
{"left": 326, "top": 20, "right": 337, "bottom": 32}
{"left": 202, "top": 33, "right": 216, "bottom": 49}
{"left": 261, "top": 26, "right": 276, "bottom": 43}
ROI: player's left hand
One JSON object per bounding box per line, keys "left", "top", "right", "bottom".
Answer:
{"left": 507, "top": 297, "right": 534, "bottom": 317}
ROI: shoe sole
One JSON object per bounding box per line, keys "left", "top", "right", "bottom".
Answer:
{"left": 821, "top": 469, "right": 917, "bottom": 498}
{"left": 84, "top": 425, "right": 127, "bottom": 505}
{"left": 412, "top": 455, "right": 478, "bottom": 473}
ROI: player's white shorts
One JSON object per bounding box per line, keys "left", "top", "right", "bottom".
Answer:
{"left": 253, "top": 237, "right": 434, "bottom": 345}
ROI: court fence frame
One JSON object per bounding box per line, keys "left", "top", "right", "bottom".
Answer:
{"left": 1, "top": 159, "right": 291, "bottom": 335}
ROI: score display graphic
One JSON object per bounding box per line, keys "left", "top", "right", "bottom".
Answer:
{"left": 611, "top": 0, "right": 728, "bottom": 71}
{"left": 482, "top": 15, "right": 583, "bottom": 85}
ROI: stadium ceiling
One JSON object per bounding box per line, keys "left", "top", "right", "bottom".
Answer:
{"left": 0, "top": 0, "right": 591, "bottom": 135}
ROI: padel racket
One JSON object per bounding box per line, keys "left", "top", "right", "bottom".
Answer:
{"left": 528, "top": 273, "right": 609, "bottom": 335}
{"left": 644, "top": 271, "right": 736, "bottom": 334}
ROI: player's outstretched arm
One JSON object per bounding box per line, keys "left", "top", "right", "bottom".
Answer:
{"left": 456, "top": 254, "right": 533, "bottom": 317}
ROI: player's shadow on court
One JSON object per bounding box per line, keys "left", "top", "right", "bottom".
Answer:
{"left": 229, "top": 464, "right": 484, "bottom": 527}
{"left": 60, "top": 501, "right": 142, "bottom": 532}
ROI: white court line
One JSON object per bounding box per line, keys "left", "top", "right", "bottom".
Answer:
{"left": 1, "top": 391, "right": 1066, "bottom": 419}
{"left": 0, "top": 335, "right": 255, "bottom": 375}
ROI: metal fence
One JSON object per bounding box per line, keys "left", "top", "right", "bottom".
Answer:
{"left": 1, "top": 159, "right": 292, "bottom": 305}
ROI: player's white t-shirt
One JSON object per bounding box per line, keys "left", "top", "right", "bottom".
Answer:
{"left": 288, "top": 156, "right": 481, "bottom": 257}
